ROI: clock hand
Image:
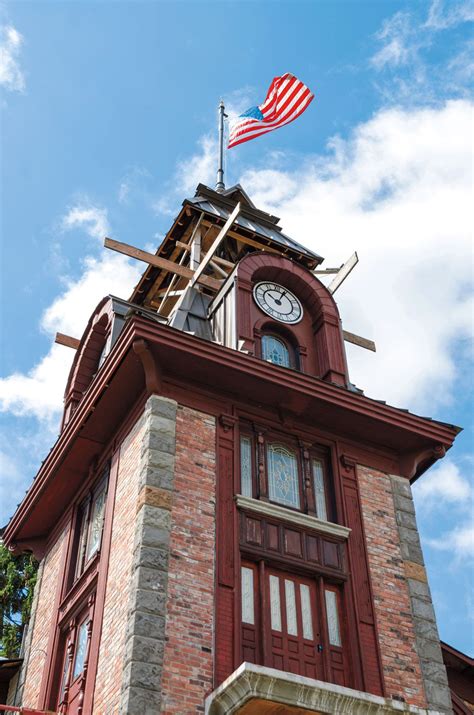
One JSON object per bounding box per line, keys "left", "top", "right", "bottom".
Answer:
{"left": 274, "top": 290, "right": 287, "bottom": 307}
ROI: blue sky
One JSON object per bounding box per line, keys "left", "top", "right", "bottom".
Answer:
{"left": 1, "top": 0, "right": 473, "bottom": 655}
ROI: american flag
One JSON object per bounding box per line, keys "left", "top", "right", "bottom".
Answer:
{"left": 228, "top": 73, "right": 314, "bottom": 149}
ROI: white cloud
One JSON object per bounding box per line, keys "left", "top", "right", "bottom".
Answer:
{"left": 0, "top": 206, "right": 141, "bottom": 524}
{"left": 414, "top": 460, "right": 472, "bottom": 505}
{"left": 0, "top": 24, "right": 25, "bottom": 92}
{"left": 370, "top": 1, "right": 473, "bottom": 104}
{"left": 151, "top": 86, "right": 255, "bottom": 212}
{"left": 371, "top": 12, "right": 418, "bottom": 70}
{"left": 175, "top": 134, "right": 217, "bottom": 195}
{"left": 118, "top": 166, "right": 151, "bottom": 204}
{"left": 239, "top": 99, "right": 473, "bottom": 412}
{"left": 425, "top": 523, "right": 474, "bottom": 561}
{"left": 413, "top": 459, "right": 473, "bottom": 564}
{"left": 0, "top": 252, "right": 141, "bottom": 421}
{"left": 0, "top": 344, "right": 74, "bottom": 421}
{"left": 0, "top": 449, "right": 26, "bottom": 522}
{"left": 61, "top": 200, "right": 110, "bottom": 241}
{"left": 425, "top": 0, "right": 474, "bottom": 30}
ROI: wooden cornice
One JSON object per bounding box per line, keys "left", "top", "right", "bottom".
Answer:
{"left": 3, "top": 314, "right": 460, "bottom": 548}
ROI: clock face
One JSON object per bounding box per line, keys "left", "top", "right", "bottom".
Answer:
{"left": 253, "top": 282, "right": 303, "bottom": 324}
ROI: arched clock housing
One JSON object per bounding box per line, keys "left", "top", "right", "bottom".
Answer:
{"left": 209, "top": 253, "right": 349, "bottom": 386}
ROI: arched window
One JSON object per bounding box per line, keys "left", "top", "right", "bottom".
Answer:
{"left": 267, "top": 443, "right": 300, "bottom": 509}
{"left": 262, "top": 335, "right": 291, "bottom": 367}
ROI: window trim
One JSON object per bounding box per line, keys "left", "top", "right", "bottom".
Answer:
{"left": 68, "top": 467, "right": 109, "bottom": 589}
{"left": 235, "top": 495, "right": 351, "bottom": 541}
{"left": 238, "top": 426, "right": 335, "bottom": 523}
{"left": 261, "top": 334, "right": 292, "bottom": 368}
{"left": 254, "top": 322, "right": 303, "bottom": 371}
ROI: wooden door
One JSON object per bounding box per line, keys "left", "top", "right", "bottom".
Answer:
{"left": 265, "top": 568, "right": 324, "bottom": 680}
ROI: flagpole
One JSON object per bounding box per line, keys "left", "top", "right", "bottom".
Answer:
{"left": 216, "top": 99, "right": 226, "bottom": 192}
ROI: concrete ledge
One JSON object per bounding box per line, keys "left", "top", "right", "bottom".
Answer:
{"left": 205, "top": 663, "right": 446, "bottom": 714}
{"left": 236, "top": 495, "right": 351, "bottom": 540}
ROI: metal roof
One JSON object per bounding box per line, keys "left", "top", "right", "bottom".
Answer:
{"left": 187, "top": 188, "right": 323, "bottom": 265}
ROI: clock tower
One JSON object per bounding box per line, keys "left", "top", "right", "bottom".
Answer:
{"left": 3, "top": 183, "right": 460, "bottom": 714}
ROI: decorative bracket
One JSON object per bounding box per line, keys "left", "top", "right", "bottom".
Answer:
{"left": 219, "top": 414, "right": 238, "bottom": 433}
{"left": 133, "top": 338, "right": 162, "bottom": 394}
{"left": 340, "top": 454, "right": 357, "bottom": 473}
{"left": 400, "top": 444, "right": 446, "bottom": 480}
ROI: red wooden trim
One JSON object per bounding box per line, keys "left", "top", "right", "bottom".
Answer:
{"left": 215, "top": 413, "right": 238, "bottom": 686}
{"left": 259, "top": 560, "right": 267, "bottom": 666}
{"left": 132, "top": 338, "right": 162, "bottom": 393}
{"left": 85, "top": 447, "right": 120, "bottom": 714}
{"left": 4, "top": 313, "right": 459, "bottom": 548}
{"left": 318, "top": 575, "right": 332, "bottom": 681}
{"left": 339, "top": 456, "right": 386, "bottom": 697}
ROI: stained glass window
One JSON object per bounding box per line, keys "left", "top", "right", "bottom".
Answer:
{"left": 240, "top": 436, "right": 252, "bottom": 497}
{"left": 313, "top": 459, "right": 328, "bottom": 521}
{"left": 72, "top": 620, "right": 89, "bottom": 680}
{"left": 262, "top": 335, "right": 290, "bottom": 367}
{"left": 86, "top": 484, "right": 107, "bottom": 561}
{"left": 241, "top": 567, "right": 255, "bottom": 624}
{"left": 325, "top": 589, "right": 342, "bottom": 647}
{"left": 72, "top": 471, "right": 109, "bottom": 583}
{"left": 74, "top": 504, "right": 89, "bottom": 580}
{"left": 58, "top": 643, "right": 70, "bottom": 703}
{"left": 267, "top": 444, "right": 300, "bottom": 509}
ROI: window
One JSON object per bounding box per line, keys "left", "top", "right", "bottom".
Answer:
{"left": 54, "top": 601, "right": 94, "bottom": 711}
{"left": 267, "top": 443, "right": 300, "bottom": 509}
{"left": 262, "top": 335, "right": 290, "bottom": 367}
{"left": 313, "top": 459, "right": 328, "bottom": 521}
{"left": 72, "top": 618, "right": 90, "bottom": 680}
{"left": 71, "top": 469, "right": 108, "bottom": 583}
{"left": 239, "top": 431, "right": 332, "bottom": 521}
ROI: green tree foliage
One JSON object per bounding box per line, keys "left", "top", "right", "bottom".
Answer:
{"left": 0, "top": 543, "right": 38, "bottom": 658}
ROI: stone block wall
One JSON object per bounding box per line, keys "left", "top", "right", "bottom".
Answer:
{"left": 118, "top": 398, "right": 216, "bottom": 715}
{"left": 119, "top": 394, "right": 178, "bottom": 714}
{"left": 390, "top": 475, "right": 453, "bottom": 714}
{"left": 358, "top": 465, "right": 452, "bottom": 714}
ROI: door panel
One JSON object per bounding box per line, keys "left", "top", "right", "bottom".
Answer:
{"left": 239, "top": 561, "right": 351, "bottom": 687}
{"left": 266, "top": 568, "right": 324, "bottom": 680}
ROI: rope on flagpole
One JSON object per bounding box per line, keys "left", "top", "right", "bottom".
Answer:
{"left": 216, "top": 99, "right": 227, "bottom": 192}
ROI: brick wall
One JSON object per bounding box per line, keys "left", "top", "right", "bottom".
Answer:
{"left": 93, "top": 411, "right": 145, "bottom": 714}
{"left": 357, "top": 465, "right": 427, "bottom": 708}
{"left": 160, "top": 405, "right": 216, "bottom": 714}
{"left": 22, "top": 527, "right": 68, "bottom": 708}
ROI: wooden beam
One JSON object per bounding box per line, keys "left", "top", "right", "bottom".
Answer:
{"left": 176, "top": 240, "right": 235, "bottom": 270}
{"left": 211, "top": 254, "right": 235, "bottom": 270}
{"left": 201, "top": 219, "right": 281, "bottom": 256}
{"left": 191, "top": 203, "right": 241, "bottom": 287}
{"left": 55, "top": 332, "right": 80, "bottom": 350}
{"left": 209, "top": 259, "right": 229, "bottom": 278}
{"left": 155, "top": 289, "right": 185, "bottom": 298}
{"left": 328, "top": 252, "right": 359, "bottom": 294}
{"left": 143, "top": 215, "right": 204, "bottom": 303}
{"left": 343, "top": 330, "right": 376, "bottom": 352}
{"left": 313, "top": 267, "right": 342, "bottom": 275}
{"left": 104, "top": 237, "right": 222, "bottom": 291}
